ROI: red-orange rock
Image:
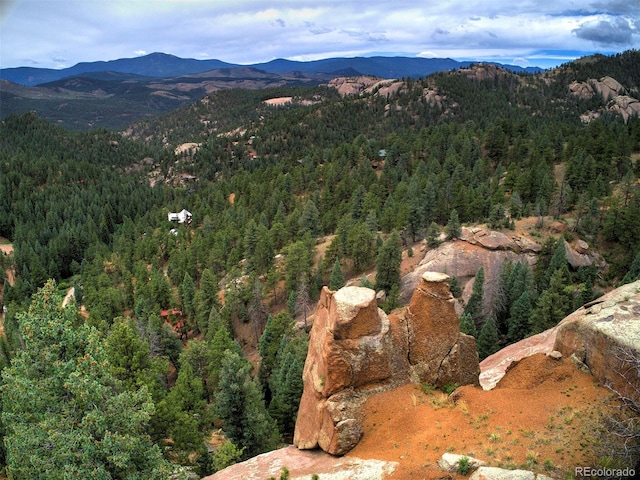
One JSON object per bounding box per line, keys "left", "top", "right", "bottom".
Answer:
{"left": 294, "top": 275, "right": 480, "bottom": 456}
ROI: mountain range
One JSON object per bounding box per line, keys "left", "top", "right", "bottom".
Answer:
{"left": 0, "top": 52, "right": 542, "bottom": 131}
{"left": 0, "top": 52, "right": 542, "bottom": 87}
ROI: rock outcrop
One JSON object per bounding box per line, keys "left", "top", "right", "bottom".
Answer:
{"left": 294, "top": 274, "right": 479, "bottom": 456}
{"left": 469, "top": 466, "right": 554, "bottom": 480}
{"left": 480, "top": 279, "right": 640, "bottom": 391}
{"left": 400, "top": 226, "right": 541, "bottom": 311}
{"left": 570, "top": 75, "right": 640, "bottom": 124}
{"left": 553, "top": 279, "right": 640, "bottom": 395}
{"left": 202, "top": 445, "right": 398, "bottom": 480}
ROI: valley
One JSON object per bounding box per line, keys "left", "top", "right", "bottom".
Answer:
{"left": 0, "top": 50, "right": 639, "bottom": 479}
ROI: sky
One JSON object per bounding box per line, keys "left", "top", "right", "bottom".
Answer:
{"left": 1, "top": 0, "right": 639, "bottom": 70}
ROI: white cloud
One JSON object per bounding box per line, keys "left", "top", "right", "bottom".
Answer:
{"left": 1, "top": 0, "right": 638, "bottom": 70}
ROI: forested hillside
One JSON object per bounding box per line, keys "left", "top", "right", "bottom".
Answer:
{"left": 0, "top": 50, "right": 639, "bottom": 478}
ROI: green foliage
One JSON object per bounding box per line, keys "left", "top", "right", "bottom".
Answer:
{"left": 620, "top": 250, "right": 640, "bottom": 286}
{"left": 359, "top": 275, "right": 375, "bottom": 289}
{"left": 446, "top": 209, "right": 462, "bottom": 240}
{"left": 463, "top": 267, "right": 485, "bottom": 321}
{"left": 268, "top": 336, "right": 307, "bottom": 436}
{"left": 376, "top": 231, "right": 402, "bottom": 293}
{"left": 258, "top": 312, "right": 295, "bottom": 402}
{"left": 329, "top": 258, "right": 346, "bottom": 291}
{"left": 211, "top": 441, "right": 244, "bottom": 472}
{"left": 1, "top": 281, "right": 171, "bottom": 479}
{"left": 380, "top": 284, "right": 402, "bottom": 313}
{"left": 460, "top": 312, "right": 477, "bottom": 337}
{"left": 529, "top": 267, "right": 573, "bottom": 335}
{"left": 447, "top": 275, "right": 462, "bottom": 298}
{"left": 215, "top": 350, "right": 281, "bottom": 459}
{"left": 477, "top": 313, "right": 500, "bottom": 360}
{"left": 457, "top": 455, "right": 472, "bottom": 475}
{"left": 507, "top": 291, "right": 533, "bottom": 343}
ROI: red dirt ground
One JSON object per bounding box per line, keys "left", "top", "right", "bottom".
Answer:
{"left": 349, "top": 354, "right": 616, "bottom": 479}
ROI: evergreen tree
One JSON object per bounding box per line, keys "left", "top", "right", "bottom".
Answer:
{"left": 529, "top": 267, "right": 572, "bottom": 334}
{"left": 446, "top": 209, "right": 461, "bottom": 240}
{"left": 215, "top": 350, "right": 281, "bottom": 459}
{"left": 464, "top": 266, "right": 485, "bottom": 321}
{"left": 476, "top": 313, "right": 499, "bottom": 360}
{"left": 1, "top": 281, "right": 171, "bottom": 480}
{"left": 346, "top": 222, "right": 375, "bottom": 272}
{"left": 426, "top": 221, "right": 441, "bottom": 248}
{"left": 153, "top": 362, "right": 208, "bottom": 464}
{"left": 257, "top": 312, "right": 295, "bottom": 402}
{"left": 375, "top": 231, "right": 402, "bottom": 293}
{"left": 298, "top": 199, "right": 320, "bottom": 237}
{"left": 179, "top": 272, "right": 196, "bottom": 321}
{"left": 329, "top": 258, "right": 346, "bottom": 291}
{"left": 620, "top": 249, "right": 640, "bottom": 285}
{"left": 507, "top": 291, "right": 532, "bottom": 343}
{"left": 459, "top": 312, "right": 477, "bottom": 337}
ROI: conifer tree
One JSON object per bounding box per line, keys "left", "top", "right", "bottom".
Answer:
{"left": 476, "top": 313, "right": 499, "bottom": 360}
{"left": 375, "top": 231, "right": 402, "bottom": 293}
{"left": 507, "top": 291, "right": 532, "bottom": 343}
{"left": 529, "top": 267, "right": 572, "bottom": 335}
{"left": 446, "top": 209, "right": 461, "bottom": 240}
{"left": 459, "top": 312, "right": 477, "bottom": 337}
{"left": 426, "top": 221, "right": 441, "bottom": 248}
{"left": 2, "top": 281, "right": 171, "bottom": 480}
{"left": 215, "top": 350, "right": 280, "bottom": 459}
{"left": 329, "top": 258, "right": 345, "bottom": 291}
{"left": 464, "top": 266, "right": 485, "bottom": 321}
{"left": 620, "top": 250, "right": 640, "bottom": 285}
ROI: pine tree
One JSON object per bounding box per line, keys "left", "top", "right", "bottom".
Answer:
{"left": 620, "top": 250, "right": 640, "bottom": 285}
{"left": 375, "top": 231, "right": 402, "bottom": 293}
{"left": 2, "top": 281, "right": 171, "bottom": 479}
{"left": 215, "top": 350, "right": 281, "bottom": 459}
{"left": 446, "top": 209, "right": 461, "bottom": 240}
{"left": 476, "top": 313, "right": 499, "bottom": 360}
{"left": 507, "top": 291, "right": 532, "bottom": 343}
{"left": 464, "top": 266, "right": 485, "bottom": 321}
{"left": 529, "top": 267, "right": 572, "bottom": 335}
{"left": 460, "top": 312, "right": 477, "bottom": 337}
{"left": 426, "top": 221, "right": 441, "bottom": 248}
{"left": 329, "top": 258, "right": 345, "bottom": 291}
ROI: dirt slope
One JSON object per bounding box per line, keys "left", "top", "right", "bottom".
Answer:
{"left": 349, "top": 354, "right": 614, "bottom": 479}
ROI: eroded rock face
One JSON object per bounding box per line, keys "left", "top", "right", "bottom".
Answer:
{"left": 294, "top": 276, "right": 479, "bottom": 456}
{"left": 553, "top": 280, "right": 640, "bottom": 395}
{"left": 400, "top": 228, "right": 539, "bottom": 312}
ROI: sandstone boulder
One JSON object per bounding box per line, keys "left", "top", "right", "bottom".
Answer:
{"left": 564, "top": 240, "right": 605, "bottom": 269}
{"left": 469, "top": 466, "right": 554, "bottom": 480}
{"left": 437, "top": 453, "right": 485, "bottom": 473}
{"left": 553, "top": 280, "right": 640, "bottom": 395}
{"left": 202, "top": 445, "right": 398, "bottom": 480}
{"left": 294, "top": 276, "right": 479, "bottom": 455}
{"left": 479, "top": 326, "right": 558, "bottom": 390}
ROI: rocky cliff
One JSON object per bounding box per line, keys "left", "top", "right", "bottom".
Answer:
{"left": 554, "top": 279, "right": 640, "bottom": 395}
{"left": 480, "top": 279, "right": 640, "bottom": 391}
{"left": 293, "top": 272, "right": 479, "bottom": 456}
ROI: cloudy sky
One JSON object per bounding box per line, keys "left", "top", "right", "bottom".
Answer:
{"left": 1, "top": 0, "right": 639, "bottom": 70}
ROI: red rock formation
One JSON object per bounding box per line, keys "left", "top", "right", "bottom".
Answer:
{"left": 294, "top": 274, "right": 480, "bottom": 456}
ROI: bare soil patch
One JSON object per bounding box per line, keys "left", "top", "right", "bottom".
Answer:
{"left": 349, "top": 354, "right": 614, "bottom": 479}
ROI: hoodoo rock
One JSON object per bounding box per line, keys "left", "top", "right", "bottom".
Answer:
{"left": 294, "top": 274, "right": 480, "bottom": 456}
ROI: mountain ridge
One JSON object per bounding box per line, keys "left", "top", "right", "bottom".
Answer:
{"left": 0, "top": 51, "right": 542, "bottom": 87}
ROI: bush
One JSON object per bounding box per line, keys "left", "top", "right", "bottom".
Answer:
{"left": 457, "top": 456, "right": 471, "bottom": 475}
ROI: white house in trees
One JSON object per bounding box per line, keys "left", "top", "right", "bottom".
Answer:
{"left": 168, "top": 209, "right": 192, "bottom": 224}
